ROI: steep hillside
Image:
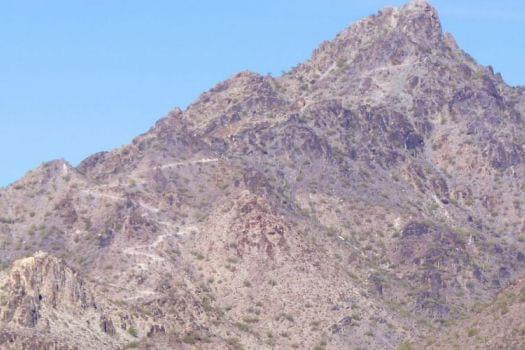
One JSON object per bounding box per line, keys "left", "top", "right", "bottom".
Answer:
{"left": 0, "top": 0, "right": 523, "bottom": 349}
{"left": 420, "top": 278, "right": 525, "bottom": 349}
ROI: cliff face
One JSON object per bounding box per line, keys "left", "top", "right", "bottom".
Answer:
{"left": 0, "top": 1, "right": 524, "bottom": 349}
{"left": 1, "top": 252, "right": 95, "bottom": 327}
{"left": 0, "top": 252, "right": 141, "bottom": 349}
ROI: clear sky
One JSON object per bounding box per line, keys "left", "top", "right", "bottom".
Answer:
{"left": 1, "top": 0, "right": 524, "bottom": 187}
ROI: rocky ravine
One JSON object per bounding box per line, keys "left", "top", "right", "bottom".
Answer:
{"left": 0, "top": 0, "right": 524, "bottom": 349}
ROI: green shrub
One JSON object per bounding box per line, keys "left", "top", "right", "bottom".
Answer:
{"left": 467, "top": 328, "right": 479, "bottom": 337}
{"left": 127, "top": 327, "right": 138, "bottom": 338}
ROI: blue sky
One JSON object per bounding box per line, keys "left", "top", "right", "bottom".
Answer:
{"left": 1, "top": 0, "right": 524, "bottom": 186}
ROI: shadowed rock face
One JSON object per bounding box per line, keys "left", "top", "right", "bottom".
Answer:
{"left": 0, "top": 1, "right": 524, "bottom": 349}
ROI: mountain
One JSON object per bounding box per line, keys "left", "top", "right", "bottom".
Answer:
{"left": 1, "top": 0, "right": 524, "bottom": 349}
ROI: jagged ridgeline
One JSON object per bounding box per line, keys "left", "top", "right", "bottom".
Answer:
{"left": 0, "top": 1, "right": 524, "bottom": 349}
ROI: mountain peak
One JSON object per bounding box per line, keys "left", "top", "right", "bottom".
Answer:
{"left": 390, "top": 0, "right": 443, "bottom": 45}
{"left": 1, "top": 1, "right": 524, "bottom": 349}
{"left": 405, "top": 0, "right": 432, "bottom": 10}
{"left": 287, "top": 0, "right": 444, "bottom": 86}
{"left": 400, "top": 0, "right": 438, "bottom": 15}
{"left": 400, "top": 0, "right": 442, "bottom": 43}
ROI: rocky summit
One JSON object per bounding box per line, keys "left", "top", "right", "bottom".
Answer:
{"left": 1, "top": 1, "right": 524, "bottom": 349}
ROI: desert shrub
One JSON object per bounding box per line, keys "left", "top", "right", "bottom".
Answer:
{"left": 313, "top": 340, "right": 327, "bottom": 350}
{"left": 397, "top": 342, "right": 413, "bottom": 350}
{"left": 242, "top": 316, "right": 259, "bottom": 324}
{"left": 83, "top": 218, "right": 92, "bottom": 230}
{"left": 182, "top": 333, "right": 196, "bottom": 344}
{"left": 127, "top": 327, "right": 138, "bottom": 338}
{"left": 467, "top": 328, "right": 479, "bottom": 337}
{"left": 0, "top": 217, "right": 15, "bottom": 224}
{"left": 225, "top": 337, "right": 243, "bottom": 350}
{"left": 235, "top": 322, "right": 250, "bottom": 332}
{"left": 191, "top": 251, "right": 205, "bottom": 260}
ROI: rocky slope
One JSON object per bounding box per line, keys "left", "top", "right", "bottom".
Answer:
{"left": 0, "top": 0, "right": 524, "bottom": 349}
{"left": 0, "top": 252, "right": 140, "bottom": 349}
{"left": 420, "top": 278, "right": 525, "bottom": 350}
